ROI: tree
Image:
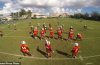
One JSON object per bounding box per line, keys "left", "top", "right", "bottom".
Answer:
{"left": 10, "top": 9, "right": 32, "bottom": 19}
{"left": 91, "top": 11, "right": 100, "bottom": 20}
{"left": 83, "top": 13, "right": 89, "bottom": 19}
{"left": 27, "top": 10, "right": 32, "bottom": 18}
{"left": 19, "top": 9, "right": 26, "bottom": 17}
{"left": 70, "top": 11, "right": 100, "bottom": 21}
{"left": 73, "top": 13, "right": 83, "bottom": 19}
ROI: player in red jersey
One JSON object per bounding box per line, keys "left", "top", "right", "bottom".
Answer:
{"left": 45, "top": 40, "right": 53, "bottom": 58}
{"left": 44, "top": 27, "right": 46, "bottom": 34}
{"left": 57, "top": 28, "right": 62, "bottom": 39}
{"left": 20, "top": 41, "right": 32, "bottom": 56}
{"left": 68, "top": 29, "right": 74, "bottom": 40}
{"left": 76, "top": 33, "right": 83, "bottom": 40}
{"left": 60, "top": 26, "right": 64, "bottom": 33}
{"left": 49, "top": 28, "right": 54, "bottom": 38}
{"left": 33, "top": 27, "right": 38, "bottom": 39}
{"left": 40, "top": 28, "right": 45, "bottom": 40}
{"left": 71, "top": 43, "right": 79, "bottom": 58}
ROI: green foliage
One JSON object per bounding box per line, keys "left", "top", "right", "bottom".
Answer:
{"left": 11, "top": 9, "right": 32, "bottom": 18}
{"left": 71, "top": 11, "right": 100, "bottom": 21}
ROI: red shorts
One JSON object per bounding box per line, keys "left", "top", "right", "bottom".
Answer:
{"left": 69, "top": 36, "right": 74, "bottom": 39}
{"left": 41, "top": 34, "right": 44, "bottom": 37}
{"left": 50, "top": 34, "right": 54, "bottom": 37}
{"left": 58, "top": 34, "right": 62, "bottom": 36}
{"left": 73, "top": 52, "right": 78, "bottom": 56}
{"left": 34, "top": 33, "right": 38, "bottom": 36}
{"left": 77, "top": 37, "right": 82, "bottom": 39}
{"left": 21, "top": 49, "right": 29, "bottom": 53}
{"left": 72, "top": 50, "right": 78, "bottom": 56}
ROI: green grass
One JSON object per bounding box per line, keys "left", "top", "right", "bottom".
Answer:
{"left": 0, "top": 18, "right": 100, "bottom": 65}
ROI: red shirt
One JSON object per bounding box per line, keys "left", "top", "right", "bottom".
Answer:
{"left": 72, "top": 46, "right": 79, "bottom": 53}
{"left": 33, "top": 29, "right": 38, "bottom": 35}
{"left": 60, "top": 29, "right": 63, "bottom": 33}
{"left": 45, "top": 44, "right": 51, "bottom": 50}
{"left": 44, "top": 29, "right": 46, "bottom": 33}
{"left": 69, "top": 31, "right": 74, "bottom": 37}
{"left": 77, "top": 34, "right": 82, "bottom": 38}
{"left": 40, "top": 30, "right": 45, "bottom": 36}
{"left": 57, "top": 30, "right": 62, "bottom": 36}
{"left": 50, "top": 30, "right": 54, "bottom": 36}
{"left": 20, "top": 44, "right": 29, "bottom": 52}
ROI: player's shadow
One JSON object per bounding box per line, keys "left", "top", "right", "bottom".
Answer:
{"left": 56, "top": 50, "right": 72, "bottom": 58}
{"left": 37, "top": 46, "right": 47, "bottom": 58}
{"left": 54, "top": 32, "right": 58, "bottom": 35}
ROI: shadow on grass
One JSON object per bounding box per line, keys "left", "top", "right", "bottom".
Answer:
{"left": 56, "top": 50, "right": 72, "bottom": 58}
{"left": 54, "top": 32, "right": 57, "bottom": 34}
{"left": 36, "top": 46, "right": 47, "bottom": 58}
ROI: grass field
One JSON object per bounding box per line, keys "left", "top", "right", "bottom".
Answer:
{"left": 0, "top": 18, "right": 100, "bottom": 65}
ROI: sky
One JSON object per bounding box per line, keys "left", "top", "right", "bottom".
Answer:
{"left": 0, "top": 0, "right": 100, "bottom": 16}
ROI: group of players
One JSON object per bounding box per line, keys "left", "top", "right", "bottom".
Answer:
{"left": 30, "top": 23, "right": 83, "bottom": 41}
{"left": 0, "top": 23, "right": 87, "bottom": 58}
{"left": 20, "top": 39, "right": 79, "bottom": 58}
{"left": 20, "top": 23, "right": 84, "bottom": 58}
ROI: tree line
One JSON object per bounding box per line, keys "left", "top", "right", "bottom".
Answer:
{"left": 70, "top": 11, "right": 100, "bottom": 21}
{"left": 11, "top": 9, "right": 32, "bottom": 19}
{"left": 10, "top": 9, "right": 100, "bottom": 21}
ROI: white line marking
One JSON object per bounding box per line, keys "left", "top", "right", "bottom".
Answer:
{"left": 83, "top": 55, "right": 100, "bottom": 59}
{"left": 0, "top": 52, "right": 77, "bottom": 60}
{"left": 79, "top": 55, "right": 84, "bottom": 61}
{"left": 0, "top": 52, "right": 100, "bottom": 60}
{"left": 86, "top": 63, "right": 93, "bottom": 65}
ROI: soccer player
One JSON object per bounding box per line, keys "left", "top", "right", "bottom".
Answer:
{"left": 40, "top": 28, "right": 45, "bottom": 40}
{"left": 70, "top": 26, "right": 73, "bottom": 29}
{"left": 57, "top": 28, "right": 62, "bottom": 39}
{"left": 20, "top": 41, "right": 32, "bottom": 56}
{"left": 76, "top": 33, "right": 82, "bottom": 40}
{"left": 33, "top": 27, "right": 38, "bottom": 39}
{"left": 49, "top": 23, "right": 51, "bottom": 29}
{"left": 84, "top": 25, "right": 87, "bottom": 29}
{"left": 60, "top": 26, "right": 64, "bottom": 33}
{"left": 0, "top": 30, "right": 3, "bottom": 37}
{"left": 49, "top": 28, "right": 54, "bottom": 38}
{"left": 68, "top": 29, "right": 74, "bottom": 40}
{"left": 69, "top": 26, "right": 74, "bottom": 32}
{"left": 71, "top": 43, "right": 79, "bottom": 58}
{"left": 45, "top": 40, "right": 53, "bottom": 58}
